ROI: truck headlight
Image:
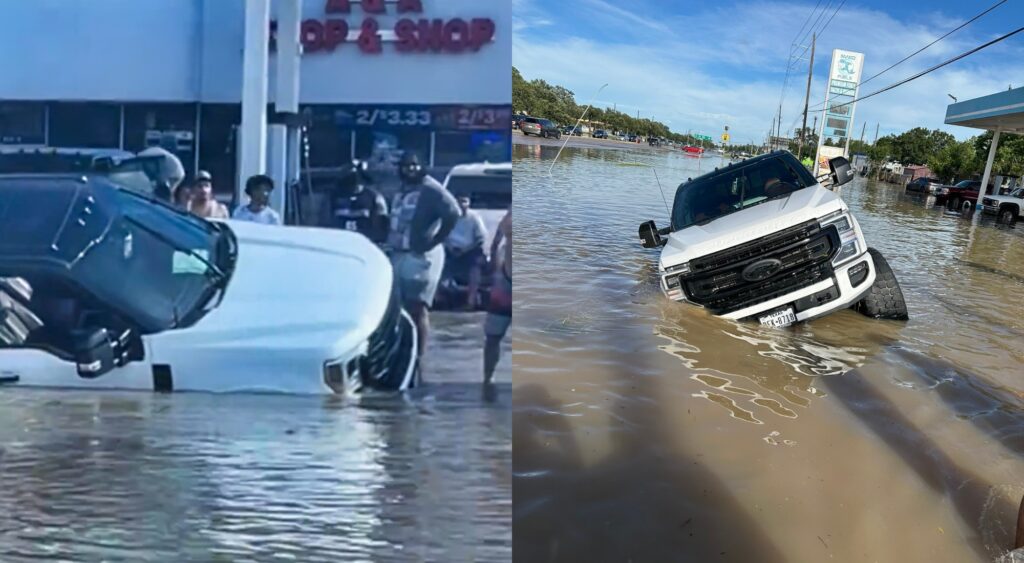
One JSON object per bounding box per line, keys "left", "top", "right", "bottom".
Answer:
{"left": 821, "top": 211, "right": 853, "bottom": 234}
{"left": 833, "top": 239, "right": 859, "bottom": 265}
{"left": 664, "top": 261, "right": 691, "bottom": 275}
{"left": 661, "top": 262, "right": 690, "bottom": 301}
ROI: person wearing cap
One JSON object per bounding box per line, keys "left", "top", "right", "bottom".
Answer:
{"left": 329, "top": 159, "right": 389, "bottom": 243}
{"left": 233, "top": 174, "right": 281, "bottom": 225}
{"left": 189, "top": 170, "right": 229, "bottom": 219}
{"left": 387, "top": 151, "right": 460, "bottom": 379}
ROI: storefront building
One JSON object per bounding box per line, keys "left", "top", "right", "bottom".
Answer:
{"left": 0, "top": 0, "right": 511, "bottom": 194}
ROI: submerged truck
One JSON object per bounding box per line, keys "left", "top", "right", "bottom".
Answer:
{"left": 639, "top": 150, "right": 907, "bottom": 327}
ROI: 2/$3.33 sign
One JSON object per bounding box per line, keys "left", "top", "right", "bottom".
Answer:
{"left": 269, "top": 0, "right": 496, "bottom": 54}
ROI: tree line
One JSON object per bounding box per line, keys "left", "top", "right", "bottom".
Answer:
{"left": 513, "top": 67, "right": 714, "bottom": 146}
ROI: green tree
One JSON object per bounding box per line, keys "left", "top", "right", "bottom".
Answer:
{"left": 927, "top": 140, "right": 980, "bottom": 182}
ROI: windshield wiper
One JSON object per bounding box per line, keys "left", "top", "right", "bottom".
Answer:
{"left": 123, "top": 215, "right": 226, "bottom": 284}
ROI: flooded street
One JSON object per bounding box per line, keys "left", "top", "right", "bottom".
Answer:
{"left": 0, "top": 313, "right": 511, "bottom": 562}
{"left": 512, "top": 143, "right": 1024, "bottom": 562}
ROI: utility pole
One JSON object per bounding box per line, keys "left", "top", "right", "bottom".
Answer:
{"left": 859, "top": 122, "right": 866, "bottom": 146}
{"left": 798, "top": 32, "right": 815, "bottom": 160}
{"left": 873, "top": 123, "right": 879, "bottom": 144}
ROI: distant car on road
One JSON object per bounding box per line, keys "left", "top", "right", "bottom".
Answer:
{"left": 905, "top": 176, "right": 944, "bottom": 194}
{"left": 520, "top": 117, "right": 561, "bottom": 139}
{"left": 628, "top": 134, "right": 638, "bottom": 143}
{"left": 982, "top": 187, "right": 1024, "bottom": 225}
{"left": 593, "top": 130, "right": 608, "bottom": 139}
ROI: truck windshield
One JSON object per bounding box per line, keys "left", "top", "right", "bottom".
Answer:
{"left": 671, "top": 155, "right": 817, "bottom": 231}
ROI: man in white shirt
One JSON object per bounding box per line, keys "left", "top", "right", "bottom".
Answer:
{"left": 232, "top": 174, "right": 282, "bottom": 225}
{"left": 444, "top": 195, "right": 488, "bottom": 309}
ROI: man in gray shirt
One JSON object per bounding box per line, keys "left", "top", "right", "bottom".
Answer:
{"left": 388, "top": 152, "right": 460, "bottom": 380}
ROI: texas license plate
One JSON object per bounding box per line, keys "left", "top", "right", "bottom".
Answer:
{"left": 759, "top": 307, "right": 796, "bottom": 327}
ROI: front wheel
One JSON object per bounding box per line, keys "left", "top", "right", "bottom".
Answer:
{"left": 998, "top": 207, "right": 1018, "bottom": 226}
{"left": 855, "top": 248, "right": 909, "bottom": 321}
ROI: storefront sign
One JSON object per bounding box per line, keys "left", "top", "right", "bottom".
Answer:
{"left": 331, "top": 105, "right": 511, "bottom": 130}
{"left": 271, "top": 0, "right": 496, "bottom": 55}
{"left": 814, "top": 49, "right": 864, "bottom": 176}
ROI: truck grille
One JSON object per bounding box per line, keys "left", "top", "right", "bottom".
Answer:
{"left": 677, "top": 220, "right": 840, "bottom": 315}
{"left": 363, "top": 284, "right": 414, "bottom": 389}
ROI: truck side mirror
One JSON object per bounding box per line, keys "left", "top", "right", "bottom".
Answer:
{"left": 639, "top": 220, "right": 669, "bottom": 248}
{"left": 73, "top": 328, "right": 116, "bottom": 378}
{"left": 829, "top": 156, "right": 854, "bottom": 187}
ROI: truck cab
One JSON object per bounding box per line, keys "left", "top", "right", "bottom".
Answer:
{"left": 639, "top": 150, "right": 907, "bottom": 327}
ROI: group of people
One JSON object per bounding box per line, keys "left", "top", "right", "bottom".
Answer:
{"left": 157, "top": 150, "right": 510, "bottom": 387}
{"left": 172, "top": 170, "right": 282, "bottom": 226}
{"left": 331, "top": 152, "right": 511, "bottom": 387}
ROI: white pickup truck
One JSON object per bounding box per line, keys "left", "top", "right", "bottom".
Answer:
{"left": 639, "top": 151, "right": 907, "bottom": 327}
{"left": 0, "top": 174, "right": 417, "bottom": 394}
{"left": 981, "top": 187, "right": 1024, "bottom": 225}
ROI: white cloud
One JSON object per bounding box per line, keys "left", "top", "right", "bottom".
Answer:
{"left": 513, "top": 0, "right": 1024, "bottom": 142}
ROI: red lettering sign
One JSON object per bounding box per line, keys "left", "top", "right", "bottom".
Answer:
{"left": 397, "top": 0, "right": 424, "bottom": 13}
{"left": 324, "top": 0, "right": 350, "bottom": 14}
{"left": 395, "top": 18, "right": 495, "bottom": 53}
{"left": 358, "top": 18, "right": 382, "bottom": 54}
{"left": 301, "top": 19, "right": 349, "bottom": 52}
{"left": 361, "top": 0, "right": 385, "bottom": 14}
{"left": 275, "top": 2, "right": 494, "bottom": 55}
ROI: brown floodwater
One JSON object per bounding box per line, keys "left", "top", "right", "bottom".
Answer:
{"left": 0, "top": 312, "right": 511, "bottom": 562}
{"left": 512, "top": 142, "right": 1024, "bottom": 562}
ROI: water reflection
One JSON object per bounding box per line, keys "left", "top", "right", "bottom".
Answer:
{"left": 1, "top": 357, "right": 510, "bottom": 560}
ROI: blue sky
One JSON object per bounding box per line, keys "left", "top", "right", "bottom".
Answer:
{"left": 513, "top": 0, "right": 1024, "bottom": 143}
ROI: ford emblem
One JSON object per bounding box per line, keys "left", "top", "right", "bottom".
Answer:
{"left": 741, "top": 258, "right": 783, "bottom": 282}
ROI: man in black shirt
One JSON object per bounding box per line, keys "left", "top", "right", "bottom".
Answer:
{"left": 388, "top": 152, "right": 460, "bottom": 379}
{"left": 329, "top": 160, "right": 389, "bottom": 244}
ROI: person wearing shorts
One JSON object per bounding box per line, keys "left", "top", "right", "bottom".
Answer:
{"left": 387, "top": 152, "right": 460, "bottom": 378}
{"left": 484, "top": 210, "right": 512, "bottom": 384}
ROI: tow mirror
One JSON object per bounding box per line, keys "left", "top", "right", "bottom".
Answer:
{"left": 828, "top": 156, "right": 854, "bottom": 187}
{"left": 73, "top": 328, "right": 116, "bottom": 378}
{"left": 639, "top": 220, "right": 669, "bottom": 248}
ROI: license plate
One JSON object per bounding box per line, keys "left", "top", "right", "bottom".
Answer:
{"left": 758, "top": 307, "right": 796, "bottom": 327}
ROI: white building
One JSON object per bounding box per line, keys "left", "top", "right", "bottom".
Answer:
{"left": 0, "top": 0, "right": 511, "bottom": 199}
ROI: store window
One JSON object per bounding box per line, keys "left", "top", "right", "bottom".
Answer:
{"left": 355, "top": 128, "right": 431, "bottom": 175}
{"left": 49, "top": 103, "right": 120, "bottom": 149}
{"left": 0, "top": 102, "right": 46, "bottom": 145}
{"left": 197, "top": 104, "right": 240, "bottom": 199}
{"left": 306, "top": 107, "right": 354, "bottom": 168}
{"left": 434, "top": 130, "right": 510, "bottom": 167}
{"left": 123, "top": 103, "right": 198, "bottom": 175}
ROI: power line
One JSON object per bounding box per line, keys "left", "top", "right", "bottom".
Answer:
{"left": 859, "top": 0, "right": 1007, "bottom": 88}
{"left": 802, "top": 0, "right": 1008, "bottom": 116}
{"left": 832, "top": 25, "right": 1024, "bottom": 111}
{"left": 788, "top": 0, "right": 845, "bottom": 71}
{"left": 788, "top": 0, "right": 825, "bottom": 60}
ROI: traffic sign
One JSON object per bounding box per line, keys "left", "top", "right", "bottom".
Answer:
{"left": 694, "top": 134, "right": 712, "bottom": 141}
{"left": 721, "top": 133, "right": 730, "bottom": 142}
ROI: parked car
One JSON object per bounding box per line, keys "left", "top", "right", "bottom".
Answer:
{"left": 938, "top": 180, "right": 984, "bottom": 211}
{"left": 905, "top": 176, "right": 944, "bottom": 194}
{"left": 0, "top": 174, "right": 418, "bottom": 394}
{"left": 520, "top": 117, "right": 561, "bottom": 139}
{"left": 638, "top": 150, "right": 907, "bottom": 326}
{"left": 512, "top": 115, "right": 526, "bottom": 130}
{"left": 628, "top": 134, "right": 638, "bottom": 143}
{"left": 437, "top": 162, "right": 512, "bottom": 310}
{"left": 649, "top": 137, "right": 662, "bottom": 147}
{"left": 593, "top": 130, "right": 608, "bottom": 139}
{"left": 981, "top": 187, "right": 1024, "bottom": 225}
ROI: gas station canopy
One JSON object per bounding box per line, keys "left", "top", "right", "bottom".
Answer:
{"left": 944, "top": 86, "right": 1024, "bottom": 204}
{"left": 945, "top": 86, "right": 1024, "bottom": 133}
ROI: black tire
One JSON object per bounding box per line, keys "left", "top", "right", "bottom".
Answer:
{"left": 997, "top": 206, "right": 1018, "bottom": 226}
{"left": 855, "top": 248, "right": 909, "bottom": 321}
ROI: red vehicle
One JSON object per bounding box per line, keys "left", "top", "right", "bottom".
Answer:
{"left": 938, "top": 179, "right": 987, "bottom": 211}
{"left": 681, "top": 145, "right": 705, "bottom": 155}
